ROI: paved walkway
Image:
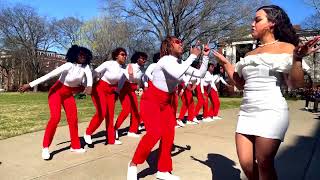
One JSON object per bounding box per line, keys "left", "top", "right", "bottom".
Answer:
{"left": 0, "top": 100, "right": 319, "bottom": 180}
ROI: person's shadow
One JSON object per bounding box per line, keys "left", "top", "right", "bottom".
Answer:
{"left": 191, "top": 153, "right": 241, "bottom": 180}
{"left": 137, "top": 144, "right": 191, "bottom": 179}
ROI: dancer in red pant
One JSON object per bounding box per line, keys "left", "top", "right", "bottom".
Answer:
{"left": 127, "top": 37, "right": 210, "bottom": 180}
{"left": 19, "top": 45, "right": 93, "bottom": 160}
{"left": 84, "top": 47, "right": 130, "bottom": 145}
{"left": 201, "top": 64, "right": 215, "bottom": 122}
{"left": 207, "top": 64, "right": 230, "bottom": 119}
{"left": 177, "top": 74, "right": 199, "bottom": 125}
{"left": 115, "top": 52, "right": 148, "bottom": 139}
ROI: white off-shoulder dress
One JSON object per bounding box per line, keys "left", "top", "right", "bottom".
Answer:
{"left": 235, "top": 53, "right": 309, "bottom": 141}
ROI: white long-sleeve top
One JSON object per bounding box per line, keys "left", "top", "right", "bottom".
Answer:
{"left": 117, "top": 63, "right": 146, "bottom": 90}
{"left": 143, "top": 63, "right": 157, "bottom": 88}
{"left": 210, "top": 74, "right": 228, "bottom": 91}
{"left": 182, "top": 74, "right": 198, "bottom": 87}
{"left": 94, "top": 60, "right": 128, "bottom": 85}
{"left": 200, "top": 72, "right": 229, "bottom": 93}
{"left": 29, "top": 62, "right": 93, "bottom": 88}
{"left": 200, "top": 71, "right": 212, "bottom": 93}
{"left": 152, "top": 54, "right": 209, "bottom": 92}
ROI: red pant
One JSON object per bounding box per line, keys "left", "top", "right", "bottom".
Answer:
{"left": 203, "top": 87, "right": 220, "bottom": 117}
{"left": 178, "top": 86, "right": 195, "bottom": 121}
{"left": 86, "top": 80, "right": 117, "bottom": 144}
{"left": 194, "top": 85, "right": 204, "bottom": 117}
{"left": 172, "top": 89, "right": 179, "bottom": 117}
{"left": 132, "top": 82, "right": 176, "bottom": 172}
{"left": 202, "top": 86, "right": 210, "bottom": 118}
{"left": 43, "top": 81, "right": 83, "bottom": 149}
{"left": 208, "top": 89, "right": 220, "bottom": 116}
{"left": 114, "top": 82, "right": 140, "bottom": 133}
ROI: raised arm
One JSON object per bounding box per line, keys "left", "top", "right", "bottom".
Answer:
{"left": 212, "top": 51, "right": 245, "bottom": 90}
{"left": 83, "top": 64, "right": 93, "bottom": 95}
{"left": 291, "top": 36, "right": 320, "bottom": 88}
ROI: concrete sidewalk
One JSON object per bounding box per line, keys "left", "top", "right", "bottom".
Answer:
{"left": 0, "top": 100, "right": 319, "bottom": 180}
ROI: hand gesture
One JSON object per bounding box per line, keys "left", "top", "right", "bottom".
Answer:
{"left": 294, "top": 36, "right": 320, "bottom": 58}
{"left": 212, "top": 50, "right": 229, "bottom": 65}
{"left": 203, "top": 44, "right": 210, "bottom": 56}
{"left": 18, "top": 84, "right": 31, "bottom": 93}
{"left": 190, "top": 41, "right": 201, "bottom": 57}
{"left": 84, "top": 86, "right": 92, "bottom": 95}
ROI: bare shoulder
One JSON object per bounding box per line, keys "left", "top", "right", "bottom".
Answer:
{"left": 277, "top": 42, "right": 295, "bottom": 53}
{"left": 245, "top": 48, "right": 259, "bottom": 57}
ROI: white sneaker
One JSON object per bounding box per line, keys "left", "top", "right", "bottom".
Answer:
{"left": 186, "top": 121, "right": 198, "bottom": 125}
{"left": 304, "top": 107, "right": 309, "bottom": 110}
{"left": 138, "top": 124, "right": 145, "bottom": 131}
{"left": 212, "top": 116, "right": 222, "bottom": 120}
{"left": 111, "top": 140, "right": 122, "bottom": 145}
{"left": 127, "top": 132, "right": 140, "bottom": 138}
{"left": 176, "top": 120, "right": 185, "bottom": 127}
{"left": 83, "top": 133, "right": 92, "bottom": 144}
{"left": 192, "top": 118, "right": 200, "bottom": 124}
{"left": 115, "top": 130, "right": 119, "bottom": 139}
{"left": 202, "top": 117, "right": 214, "bottom": 122}
{"left": 127, "top": 162, "right": 138, "bottom": 180}
{"left": 70, "top": 148, "right": 86, "bottom": 153}
{"left": 175, "top": 125, "right": 181, "bottom": 129}
{"left": 156, "top": 171, "right": 180, "bottom": 180}
{"left": 42, "top": 148, "right": 50, "bottom": 160}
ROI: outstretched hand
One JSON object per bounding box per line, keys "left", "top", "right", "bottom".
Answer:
{"left": 212, "top": 50, "right": 229, "bottom": 65}
{"left": 18, "top": 84, "right": 31, "bottom": 93}
{"left": 190, "top": 40, "right": 201, "bottom": 57}
{"left": 294, "top": 36, "right": 320, "bottom": 58}
{"left": 203, "top": 44, "right": 210, "bottom": 56}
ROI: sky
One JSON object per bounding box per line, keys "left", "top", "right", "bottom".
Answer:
{"left": 0, "top": 0, "right": 316, "bottom": 25}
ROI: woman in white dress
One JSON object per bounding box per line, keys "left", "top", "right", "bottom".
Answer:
{"left": 213, "top": 5, "right": 320, "bottom": 180}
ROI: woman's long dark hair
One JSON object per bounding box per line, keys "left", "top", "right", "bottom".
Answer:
{"left": 257, "top": 5, "right": 299, "bottom": 46}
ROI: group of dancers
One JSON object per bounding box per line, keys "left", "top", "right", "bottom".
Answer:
{"left": 18, "top": 4, "right": 320, "bottom": 180}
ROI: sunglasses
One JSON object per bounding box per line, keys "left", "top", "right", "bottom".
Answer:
{"left": 173, "top": 39, "right": 183, "bottom": 45}
{"left": 119, "top": 53, "right": 127, "bottom": 56}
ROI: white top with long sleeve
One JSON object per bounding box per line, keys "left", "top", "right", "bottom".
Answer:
{"left": 94, "top": 60, "right": 128, "bottom": 85}
{"left": 152, "top": 54, "right": 209, "bottom": 92}
{"left": 210, "top": 74, "right": 228, "bottom": 91}
{"left": 29, "top": 62, "right": 93, "bottom": 88}
{"left": 117, "top": 63, "right": 146, "bottom": 90}
{"left": 143, "top": 63, "right": 157, "bottom": 88}
{"left": 182, "top": 74, "right": 198, "bottom": 86}
{"left": 200, "top": 71, "right": 212, "bottom": 93}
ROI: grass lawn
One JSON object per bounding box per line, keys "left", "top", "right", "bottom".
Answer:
{"left": 0, "top": 92, "right": 242, "bottom": 140}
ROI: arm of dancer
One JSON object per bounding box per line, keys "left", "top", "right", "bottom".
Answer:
{"left": 19, "top": 62, "right": 73, "bottom": 92}
{"left": 290, "top": 36, "right": 319, "bottom": 88}
{"left": 212, "top": 51, "right": 245, "bottom": 90}
{"left": 83, "top": 64, "right": 93, "bottom": 95}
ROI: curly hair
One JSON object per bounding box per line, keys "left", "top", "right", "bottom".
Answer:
{"left": 160, "top": 36, "right": 176, "bottom": 58}
{"left": 257, "top": 5, "right": 299, "bottom": 46}
{"left": 130, "top": 51, "right": 148, "bottom": 63}
{"left": 111, "top": 47, "right": 127, "bottom": 60}
{"left": 66, "top": 45, "right": 92, "bottom": 65}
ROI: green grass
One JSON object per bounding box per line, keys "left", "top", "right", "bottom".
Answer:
{"left": 0, "top": 92, "right": 241, "bottom": 140}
